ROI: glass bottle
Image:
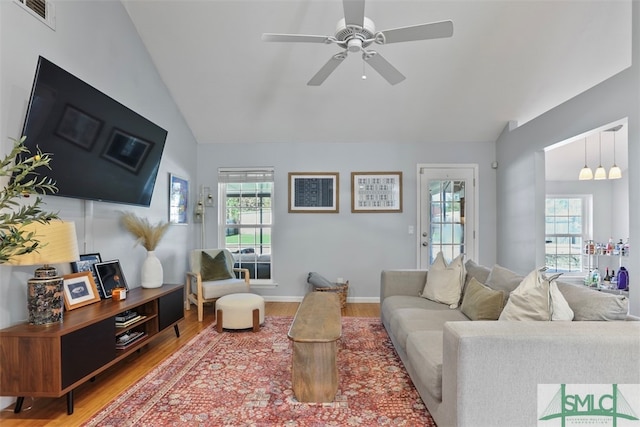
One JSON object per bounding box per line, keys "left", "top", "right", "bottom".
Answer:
{"left": 603, "top": 268, "right": 611, "bottom": 287}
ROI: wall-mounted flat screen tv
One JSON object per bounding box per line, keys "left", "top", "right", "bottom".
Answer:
{"left": 18, "top": 56, "right": 167, "bottom": 206}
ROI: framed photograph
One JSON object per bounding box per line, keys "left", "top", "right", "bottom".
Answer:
{"left": 95, "top": 259, "right": 129, "bottom": 298}
{"left": 72, "top": 253, "right": 104, "bottom": 298}
{"left": 169, "top": 173, "right": 189, "bottom": 225}
{"left": 62, "top": 271, "right": 101, "bottom": 310}
{"left": 288, "top": 172, "right": 339, "bottom": 213}
{"left": 56, "top": 104, "right": 103, "bottom": 150}
{"left": 351, "top": 171, "right": 403, "bottom": 213}
{"left": 102, "top": 128, "right": 154, "bottom": 174}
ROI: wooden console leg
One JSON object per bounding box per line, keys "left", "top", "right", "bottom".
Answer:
{"left": 216, "top": 309, "right": 223, "bottom": 333}
{"left": 252, "top": 308, "right": 260, "bottom": 332}
{"left": 174, "top": 324, "right": 180, "bottom": 338}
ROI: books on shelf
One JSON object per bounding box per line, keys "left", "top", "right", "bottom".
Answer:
{"left": 115, "top": 331, "right": 146, "bottom": 349}
{"left": 115, "top": 310, "right": 138, "bottom": 322}
{"left": 115, "top": 315, "right": 146, "bottom": 328}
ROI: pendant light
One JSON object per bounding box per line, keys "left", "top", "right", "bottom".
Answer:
{"left": 608, "top": 129, "right": 622, "bottom": 179}
{"left": 593, "top": 133, "right": 607, "bottom": 180}
{"left": 578, "top": 137, "right": 593, "bottom": 180}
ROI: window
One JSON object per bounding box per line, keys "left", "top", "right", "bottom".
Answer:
{"left": 545, "top": 195, "right": 591, "bottom": 273}
{"left": 218, "top": 168, "right": 273, "bottom": 283}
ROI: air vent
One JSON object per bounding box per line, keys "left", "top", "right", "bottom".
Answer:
{"left": 14, "top": 0, "right": 55, "bottom": 29}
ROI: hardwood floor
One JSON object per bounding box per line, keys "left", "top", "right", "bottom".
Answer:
{"left": 0, "top": 301, "right": 380, "bottom": 426}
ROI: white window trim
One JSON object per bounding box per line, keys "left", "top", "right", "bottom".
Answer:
{"left": 218, "top": 167, "right": 276, "bottom": 288}
{"left": 545, "top": 194, "right": 593, "bottom": 276}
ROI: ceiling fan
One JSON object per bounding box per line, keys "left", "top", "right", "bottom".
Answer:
{"left": 261, "top": 0, "right": 453, "bottom": 86}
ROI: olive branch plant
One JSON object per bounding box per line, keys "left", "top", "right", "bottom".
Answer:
{"left": 0, "top": 136, "right": 59, "bottom": 263}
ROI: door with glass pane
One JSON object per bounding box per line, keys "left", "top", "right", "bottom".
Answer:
{"left": 419, "top": 167, "right": 476, "bottom": 268}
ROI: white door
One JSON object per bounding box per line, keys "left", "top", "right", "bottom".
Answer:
{"left": 419, "top": 166, "right": 477, "bottom": 268}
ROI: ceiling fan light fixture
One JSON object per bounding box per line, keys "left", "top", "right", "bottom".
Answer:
{"left": 348, "top": 38, "right": 363, "bottom": 52}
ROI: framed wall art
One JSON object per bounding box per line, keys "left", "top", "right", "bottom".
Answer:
{"left": 169, "top": 173, "right": 189, "bottom": 225}
{"left": 62, "top": 271, "right": 101, "bottom": 310}
{"left": 95, "top": 259, "right": 129, "bottom": 298}
{"left": 351, "top": 171, "right": 403, "bottom": 213}
{"left": 288, "top": 172, "right": 339, "bottom": 213}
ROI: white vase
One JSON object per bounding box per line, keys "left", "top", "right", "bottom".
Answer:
{"left": 141, "top": 250, "right": 163, "bottom": 288}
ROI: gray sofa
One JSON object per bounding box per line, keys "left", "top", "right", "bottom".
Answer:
{"left": 380, "top": 261, "right": 640, "bottom": 427}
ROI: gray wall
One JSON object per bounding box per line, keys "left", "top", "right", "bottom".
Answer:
{"left": 496, "top": 2, "right": 639, "bottom": 314}
{"left": 0, "top": 0, "right": 198, "bottom": 345}
{"left": 196, "top": 141, "right": 497, "bottom": 301}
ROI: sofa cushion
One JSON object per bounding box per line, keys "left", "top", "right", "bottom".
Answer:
{"left": 406, "top": 331, "right": 444, "bottom": 402}
{"left": 485, "top": 264, "right": 523, "bottom": 296}
{"left": 557, "top": 282, "right": 629, "bottom": 320}
{"left": 201, "top": 250, "right": 233, "bottom": 281}
{"left": 463, "top": 259, "right": 491, "bottom": 294}
{"left": 391, "top": 308, "right": 468, "bottom": 351}
{"left": 421, "top": 252, "right": 466, "bottom": 308}
{"left": 461, "top": 277, "right": 506, "bottom": 320}
{"left": 499, "top": 268, "right": 573, "bottom": 321}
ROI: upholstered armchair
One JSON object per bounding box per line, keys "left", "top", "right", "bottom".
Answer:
{"left": 185, "top": 249, "right": 250, "bottom": 322}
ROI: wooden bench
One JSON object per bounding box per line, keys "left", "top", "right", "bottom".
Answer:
{"left": 287, "top": 292, "right": 342, "bottom": 402}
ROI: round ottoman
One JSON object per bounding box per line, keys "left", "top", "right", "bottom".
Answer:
{"left": 216, "top": 293, "right": 265, "bottom": 332}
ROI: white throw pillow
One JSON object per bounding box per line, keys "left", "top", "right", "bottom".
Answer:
{"left": 421, "top": 252, "right": 466, "bottom": 309}
{"left": 499, "top": 268, "right": 574, "bottom": 321}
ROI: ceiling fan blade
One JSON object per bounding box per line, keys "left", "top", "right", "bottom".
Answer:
{"left": 307, "top": 52, "right": 347, "bottom": 86}
{"left": 262, "top": 33, "right": 332, "bottom": 44}
{"left": 343, "top": 0, "right": 365, "bottom": 26}
{"left": 380, "top": 20, "right": 453, "bottom": 44}
{"left": 363, "top": 51, "right": 406, "bottom": 85}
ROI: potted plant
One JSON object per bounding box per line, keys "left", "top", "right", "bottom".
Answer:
{"left": 0, "top": 136, "right": 59, "bottom": 263}
{"left": 121, "top": 212, "right": 169, "bottom": 288}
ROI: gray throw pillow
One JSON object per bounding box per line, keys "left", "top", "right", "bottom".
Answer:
{"left": 486, "top": 264, "right": 523, "bottom": 295}
{"left": 201, "top": 251, "right": 233, "bottom": 281}
{"left": 556, "top": 282, "right": 628, "bottom": 320}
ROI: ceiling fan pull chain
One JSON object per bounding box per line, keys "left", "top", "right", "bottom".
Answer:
{"left": 362, "top": 59, "right": 367, "bottom": 80}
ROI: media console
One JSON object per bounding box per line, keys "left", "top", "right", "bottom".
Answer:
{"left": 0, "top": 283, "right": 184, "bottom": 415}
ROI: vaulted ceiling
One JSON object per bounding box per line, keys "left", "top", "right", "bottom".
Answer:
{"left": 123, "top": 0, "right": 632, "bottom": 147}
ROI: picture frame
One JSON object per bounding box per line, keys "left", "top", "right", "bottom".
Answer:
{"left": 102, "top": 128, "right": 154, "bottom": 174}
{"left": 62, "top": 271, "right": 101, "bottom": 310}
{"left": 351, "top": 171, "right": 403, "bottom": 213}
{"left": 94, "top": 259, "right": 129, "bottom": 298}
{"left": 72, "top": 253, "right": 104, "bottom": 298}
{"left": 169, "top": 173, "right": 189, "bottom": 225}
{"left": 288, "top": 172, "right": 339, "bottom": 213}
{"left": 55, "top": 104, "right": 103, "bottom": 150}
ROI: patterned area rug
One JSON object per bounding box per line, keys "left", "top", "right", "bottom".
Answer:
{"left": 83, "top": 316, "right": 434, "bottom": 426}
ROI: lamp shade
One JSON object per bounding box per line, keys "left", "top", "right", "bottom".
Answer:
{"left": 608, "top": 165, "right": 622, "bottom": 180}
{"left": 8, "top": 221, "right": 79, "bottom": 266}
{"left": 578, "top": 166, "right": 593, "bottom": 180}
{"left": 594, "top": 166, "right": 607, "bottom": 180}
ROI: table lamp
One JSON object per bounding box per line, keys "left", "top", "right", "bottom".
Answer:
{"left": 8, "top": 221, "right": 79, "bottom": 325}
